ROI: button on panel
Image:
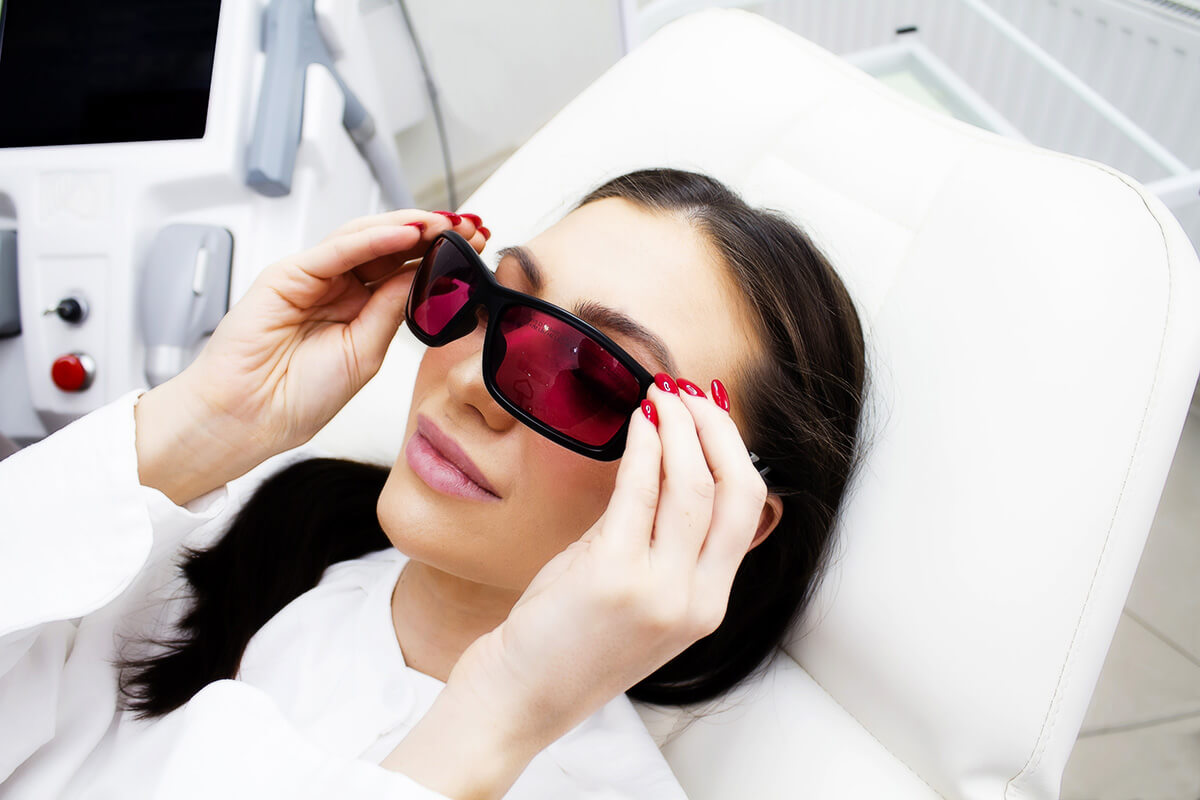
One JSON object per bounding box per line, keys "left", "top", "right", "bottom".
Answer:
{"left": 51, "top": 352, "right": 95, "bottom": 392}
{"left": 37, "top": 255, "right": 108, "bottom": 402}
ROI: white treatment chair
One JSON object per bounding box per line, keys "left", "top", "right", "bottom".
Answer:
{"left": 308, "top": 9, "right": 1200, "bottom": 799}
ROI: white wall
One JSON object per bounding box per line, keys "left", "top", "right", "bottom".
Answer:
{"left": 392, "top": 0, "right": 626, "bottom": 209}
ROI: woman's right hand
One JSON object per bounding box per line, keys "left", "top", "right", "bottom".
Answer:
{"left": 379, "top": 381, "right": 771, "bottom": 799}
{"left": 135, "top": 210, "right": 487, "bottom": 505}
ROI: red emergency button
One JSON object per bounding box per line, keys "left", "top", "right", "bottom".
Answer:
{"left": 51, "top": 353, "right": 96, "bottom": 392}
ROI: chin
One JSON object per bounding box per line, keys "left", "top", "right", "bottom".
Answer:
{"left": 375, "top": 467, "right": 514, "bottom": 587}
{"left": 378, "top": 468, "right": 449, "bottom": 549}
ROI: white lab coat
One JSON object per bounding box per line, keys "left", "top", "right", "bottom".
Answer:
{"left": 0, "top": 389, "right": 689, "bottom": 799}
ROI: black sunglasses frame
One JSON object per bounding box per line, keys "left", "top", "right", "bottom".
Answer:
{"left": 405, "top": 231, "right": 772, "bottom": 480}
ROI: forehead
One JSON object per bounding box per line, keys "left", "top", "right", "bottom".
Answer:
{"left": 497, "top": 197, "right": 757, "bottom": 384}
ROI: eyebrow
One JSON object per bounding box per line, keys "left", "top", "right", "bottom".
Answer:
{"left": 496, "top": 245, "right": 679, "bottom": 376}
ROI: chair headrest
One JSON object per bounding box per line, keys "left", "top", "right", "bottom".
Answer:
{"left": 311, "top": 9, "right": 1200, "bottom": 797}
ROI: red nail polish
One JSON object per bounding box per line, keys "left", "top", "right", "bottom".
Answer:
{"left": 461, "top": 213, "right": 483, "bottom": 226}
{"left": 641, "top": 399, "right": 658, "bottom": 427}
{"left": 710, "top": 378, "right": 730, "bottom": 412}
{"left": 405, "top": 221, "right": 426, "bottom": 232}
{"left": 478, "top": 226, "right": 491, "bottom": 240}
{"left": 434, "top": 210, "right": 462, "bottom": 225}
{"left": 653, "top": 372, "right": 678, "bottom": 394}
{"left": 676, "top": 378, "right": 706, "bottom": 398}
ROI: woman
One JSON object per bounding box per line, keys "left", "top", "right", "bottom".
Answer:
{"left": 0, "top": 168, "right": 867, "bottom": 799}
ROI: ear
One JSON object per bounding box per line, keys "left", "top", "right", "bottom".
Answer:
{"left": 747, "top": 492, "right": 784, "bottom": 553}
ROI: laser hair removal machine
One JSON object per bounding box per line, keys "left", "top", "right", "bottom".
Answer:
{"left": 0, "top": 0, "right": 429, "bottom": 445}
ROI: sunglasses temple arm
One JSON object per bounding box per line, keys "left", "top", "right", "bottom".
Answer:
{"left": 748, "top": 450, "right": 772, "bottom": 482}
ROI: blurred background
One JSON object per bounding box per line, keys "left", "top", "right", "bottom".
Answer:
{"left": 397, "top": 1, "right": 1200, "bottom": 258}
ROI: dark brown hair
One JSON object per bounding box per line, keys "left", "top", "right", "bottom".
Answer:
{"left": 117, "top": 167, "right": 869, "bottom": 717}
{"left": 575, "top": 168, "right": 869, "bottom": 704}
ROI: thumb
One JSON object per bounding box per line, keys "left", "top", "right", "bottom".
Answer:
{"left": 515, "top": 535, "right": 593, "bottom": 611}
{"left": 344, "top": 269, "right": 415, "bottom": 379}
{"left": 578, "top": 511, "right": 607, "bottom": 544}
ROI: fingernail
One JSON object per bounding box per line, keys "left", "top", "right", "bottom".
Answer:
{"left": 405, "top": 221, "right": 426, "bottom": 232}
{"left": 676, "top": 378, "right": 706, "bottom": 398}
{"left": 461, "top": 213, "right": 483, "bottom": 226}
{"left": 653, "top": 372, "right": 678, "bottom": 394}
{"left": 641, "top": 399, "right": 659, "bottom": 427}
{"left": 710, "top": 378, "right": 730, "bottom": 412}
{"left": 478, "top": 225, "right": 491, "bottom": 240}
{"left": 434, "top": 210, "right": 462, "bottom": 225}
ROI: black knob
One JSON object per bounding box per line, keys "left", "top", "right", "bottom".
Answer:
{"left": 55, "top": 298, "right": 85, "bottom": 324}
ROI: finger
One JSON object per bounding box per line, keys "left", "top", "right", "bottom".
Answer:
{"left": 597, "top": 400, "right": 663, "bottom": 557}
{"left": 351, "top": 249, "right": 416, "bottom": 285}
{"left": 333, "top": 209, "right": 484, "bottom": 254}
{"left": 435, "top": 214, "right": 487, "bottom": 255}
{"left": 648, "top": 380, "right": 715, "bottom": 570}
{"left": 266, "top": 225, "right": 421, "bottom": 309}
{"left": 577, "top": 508, "right": 607, "bottom": 544}
{"left": 678, "top": 385, "right": 768, "bottom": 596}
{"left": 425, "top": 211, "right": 485, "bottom": 254}
{"left": 347, "top": 213, "right": 485, "bottom": 284}
{"left": 324, "top": 210, "right": 422, "bottom": 240}
{"left": 325, "top": 209, "right": 469, "bottom": 240}
{"left": 343, "top": 266, "right": 419, "bottom": 379}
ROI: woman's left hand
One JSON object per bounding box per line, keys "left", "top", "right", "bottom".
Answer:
{"left": 445, "top": 377, "right": 770, "bottom": 749}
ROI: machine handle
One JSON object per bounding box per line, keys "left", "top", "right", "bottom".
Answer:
{"left": 245, "top": 0, "right": 314, "bottom": 198}
{"left": 139, "top": 224, "right": 233, "bottom": 388}
{"left": 245, "top": 0, "right": 413, "bottom": 208}
{"left": 0, "top": 230, "right": 18, "bottom": 338}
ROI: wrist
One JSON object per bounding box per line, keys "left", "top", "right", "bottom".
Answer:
{"left": 379, "top": 682, "right": 549, "bottom": 800}
{"left": 134, "top": 375, "right": 277, "bottom": 506}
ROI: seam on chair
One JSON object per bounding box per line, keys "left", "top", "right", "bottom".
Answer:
{"left": 780, "top": 647, "right": 949, "bottom": 799}
{"left": 1002, "top": 170, "right": 1177, "bottom": 800}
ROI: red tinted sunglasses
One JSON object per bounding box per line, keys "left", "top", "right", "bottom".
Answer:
{"left": 405, "top": 231, "right": 770, "bottom": 476}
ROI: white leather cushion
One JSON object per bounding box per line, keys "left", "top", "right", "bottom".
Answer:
{"left": 311, "top": 9, "right": 1200, "bottom": 799}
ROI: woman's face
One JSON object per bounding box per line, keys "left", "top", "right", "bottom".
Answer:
{"left": 377, "top": 197, "right": 765, "bottom": 591}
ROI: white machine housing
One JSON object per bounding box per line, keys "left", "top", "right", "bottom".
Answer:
{"left": 0, "top": 0, "right": 426, "bottom": 440}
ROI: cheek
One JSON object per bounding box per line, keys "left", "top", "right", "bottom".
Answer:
{"left": 410, "top": 342, "right": 454, "bottom": 400}
{"left": 413, "top": 340, "right": 617, "bottom": 540}
{"left": 510, "top": 437, "right": 620, "bottom": 551}
{"left": 378, "top": 343, "right": 620, "bottom": 590}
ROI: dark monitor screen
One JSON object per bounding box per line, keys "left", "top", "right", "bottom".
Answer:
{"left": 0, "top": 0, "right": 222, "bottom": 147}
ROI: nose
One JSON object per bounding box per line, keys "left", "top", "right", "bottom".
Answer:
{"left": 445, "top": 308, "right": 516, "bottom": 433}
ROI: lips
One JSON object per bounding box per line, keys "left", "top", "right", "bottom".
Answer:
{"left": 414, "top": 414, "right": 500, "bottom": 497}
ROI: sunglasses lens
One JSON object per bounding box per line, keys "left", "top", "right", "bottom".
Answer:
{"left": 494, "top": 305, "right": 641, "bottom": 447}
{"left": 409, "top": 238, "right": 478, "bottom": 337}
